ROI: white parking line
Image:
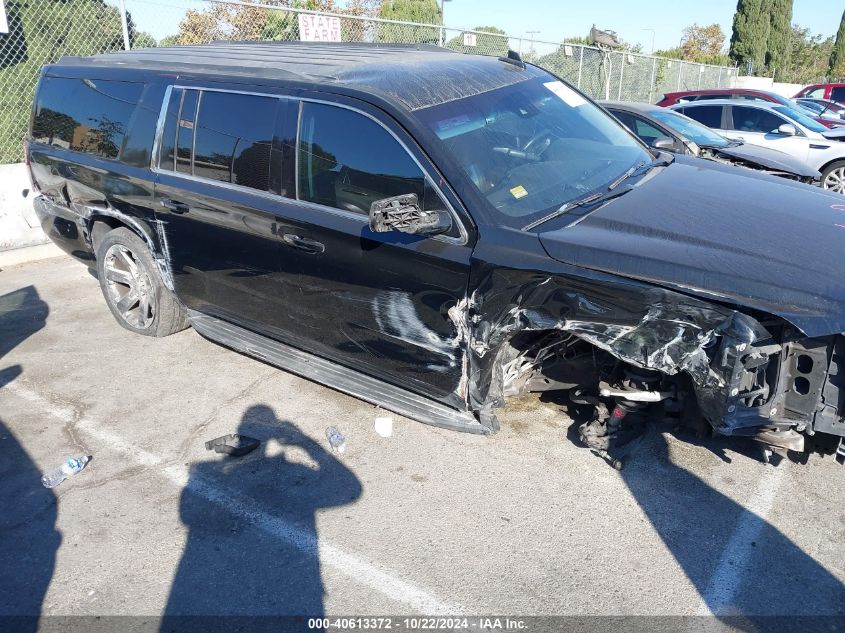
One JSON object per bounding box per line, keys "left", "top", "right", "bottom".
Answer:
{"left": 696, "top": 464, "right": 787, "bottom": 615}
{"left": 8, "top": 382, "right": 463, "bottom": 615}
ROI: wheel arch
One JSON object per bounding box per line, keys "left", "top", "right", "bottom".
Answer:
{"left": 818, "top": 157, "right": 845, "bottom": 177}
{"left": 87, "top": 210, "right": 175, "bottom": 291}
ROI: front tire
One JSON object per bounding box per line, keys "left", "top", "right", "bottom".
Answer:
{"left": 822, "top": 161, "right": 845, "bottom": 194}
{"left": 95, "top": 227, "right": 189, "bottom": 337}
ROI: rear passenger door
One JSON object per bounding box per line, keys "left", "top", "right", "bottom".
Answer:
{"left": 153, "top": 86, "right": 298, "bottom": 338}
{"left": 726, "top": 105, "right": 810, "bottom": 161}
{"left": 278, "top": 96, "right": 473, "bottom": 405}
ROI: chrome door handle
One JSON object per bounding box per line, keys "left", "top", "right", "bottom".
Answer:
{"left": 282, "top": 233, "right": 325, "bottom": 254}
{"left": 160, "top": 198, "right": 189, "bottom": 214}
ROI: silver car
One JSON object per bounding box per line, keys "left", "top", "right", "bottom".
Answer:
{"left": 669, "top": 99, "right": 845, "bottom": 193}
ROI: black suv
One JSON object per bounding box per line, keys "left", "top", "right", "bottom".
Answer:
{"left": 28, "top": 42, "right": 845, "bottom": 465}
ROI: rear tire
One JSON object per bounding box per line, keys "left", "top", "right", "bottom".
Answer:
{"left": 821, "top": 161, "right": 845, "bottom": 194}
{"left": 95, "top": 227, "right": 189, "bottom": 337}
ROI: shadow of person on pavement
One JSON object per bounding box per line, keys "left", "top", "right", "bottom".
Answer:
{"left": 563, "top": 401, "right": 845, "bottom": 629}
{"left": 0, "top": 285, "right": 58, "bottom": 633}
{"left": 162, "top": 404, "right": 362, "bottom": 631}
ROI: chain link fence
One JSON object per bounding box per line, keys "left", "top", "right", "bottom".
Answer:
{"left": 0, "top": 0, "right": 738, "bottom": 163}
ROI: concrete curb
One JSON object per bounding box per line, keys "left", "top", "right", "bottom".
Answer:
{"left": 0, "top": 242, "right": 64, "bottom": 268}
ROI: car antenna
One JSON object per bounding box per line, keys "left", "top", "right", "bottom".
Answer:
{"left": 498, "top": 49, "right": 525, "bottom": 69}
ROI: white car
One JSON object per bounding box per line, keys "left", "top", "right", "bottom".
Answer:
{"left": 669, "top": 99, "right": 845, "bottom": 193}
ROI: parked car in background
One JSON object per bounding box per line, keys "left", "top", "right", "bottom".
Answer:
{"left": 794, "top": 83, "right": 845, "bottom": 104}
{"left": 657, "top": 88, "right": 843, "bottom": 128}
{"left": 27, "top": 43, "right": 845, "bottom": 465}
{"left": 796, "top": 98, "right": 845, "bottom": 120}
{"left": 601, "top": 100, "right": 820, "bottom": 184}
{"left": 670, "top": 99, "right": 845, "bottom": 193}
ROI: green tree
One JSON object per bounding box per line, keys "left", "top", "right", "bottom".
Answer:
{"left": 376, "top": 0, "right": 442, "bottom": 44}
{"left": 765, "top": 0, "right": 793, "bottom": 75}
{"left": 830, "top": 9, "right": 845, "bottom": 78}
{"left": 446, "top": 26, "right": 507, "bottom": 56}
{"left": 0, "top": 0, "right": 131, "bottom": 162}
{"left": 561, "top": 35, "right": 592, "bottom": 46}
{"left": 680, "top": 24, "right": 726, "bottom": 61}
{"left": 729, "top": 0, "right": 770, "bottom": 73}
{"left": 783, "top": 25, "right": 833, "bottom": 83}
{"left": 130, "top": 31, "right": 158, "bottom": 49}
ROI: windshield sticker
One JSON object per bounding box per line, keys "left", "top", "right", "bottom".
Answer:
{"left": 543, "top": 81, "right": 587, "bottom": 108}
{"left": 510, "top": 185, "right": 528, "bottom": 199}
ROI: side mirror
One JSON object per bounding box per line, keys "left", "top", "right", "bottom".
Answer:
{"left": 650, "top": 136, "right": 676, "bottom": 151}
{"left": 369, "top": 193, "right": 451, "bottom": 236}
{"left": 776, "top": 123, "right": 797, "bottom": 136}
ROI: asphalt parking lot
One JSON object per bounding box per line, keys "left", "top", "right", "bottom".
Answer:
{"left": 1, "top": 255, "right": 845, "bottom": 625}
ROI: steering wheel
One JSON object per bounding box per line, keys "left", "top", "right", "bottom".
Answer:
{"left": 522, "top": 129, "right": 552, "bottom": 156}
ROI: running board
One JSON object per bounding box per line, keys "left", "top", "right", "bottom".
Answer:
{"left": 188, "top": 310, "right": 488, "bottom": 434}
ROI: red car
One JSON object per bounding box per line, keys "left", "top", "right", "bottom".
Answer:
{"left": 794, "top": 83, "right": 845, "bottom": 105}
{"left": 656, "top": 88, "right": 843, "bottom": 128}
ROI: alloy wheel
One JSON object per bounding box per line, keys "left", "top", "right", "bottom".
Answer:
{"left": 103, "top": 244, "right": 154, "bottom": 329}
{"left": 824, "top": 166, "right": 845, "bottom": 194}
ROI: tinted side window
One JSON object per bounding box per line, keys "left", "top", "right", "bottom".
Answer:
{"left": 192, "top": 91, "right": 276, "bottom": 191}
{"left": 298, "top": 102, "right": 429, "bottom": 213}
{"left": 32, "top": 76, "right": 143, "bottom": 160}
{"left": 730, "top": 106, "right": 785, "bottom": 133}
{"left": 680, "top": 105, "right": 722, "bottom": 128}
{"left": 121, "top": 84, "right": 161, "bottom": 168}
{"left": 609, "top": 110, "right": 637, "bottom": 132}
{"left": 831, "top": 87, "right": 845, "bottom": 102}
{"left": 632, "top": 116, "right": 664, "bottom": 144}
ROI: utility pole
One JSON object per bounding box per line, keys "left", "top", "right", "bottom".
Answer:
{"left": 438, "top": 0, "right": 451, "bottom": 47}
{"left": 641, "top": 28, "right": 655, "bottom": 54}
{"left": 526, "top": 30, "right": 540, "bottom": 60}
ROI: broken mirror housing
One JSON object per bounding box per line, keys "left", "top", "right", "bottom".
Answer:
{"left": 369, "top": 194, "right": 451, "bottom": 235}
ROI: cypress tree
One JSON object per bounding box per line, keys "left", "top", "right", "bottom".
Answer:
{"left": 765, "top": 0, "right": 793, "bottom": 75}
{"left": 729, "top": 0, "right": 770, "bottom": 73}
{"left": 831, "top": 9, "right": 845, "bottom": 78}
{"left": 376, "top": 0, "right": 442, "bottom": 44}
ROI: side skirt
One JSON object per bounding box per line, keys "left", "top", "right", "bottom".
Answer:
{"left": 188, "top": 310, "right": 489, "bottom": 435}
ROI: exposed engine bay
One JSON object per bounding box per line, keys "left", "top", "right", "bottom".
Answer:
{"left": 698, "top": 147, "right": 818, "bottom": 184}
{"left": 497, "top": 319, "right": 845, "bottom": 468}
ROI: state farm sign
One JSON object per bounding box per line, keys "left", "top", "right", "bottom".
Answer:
{"left": 298, "top": 14, "right": 342, "bottom": 42}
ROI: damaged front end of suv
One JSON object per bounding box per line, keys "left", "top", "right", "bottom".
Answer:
{"left": 410, "top": 71, "right": 845, "bottom": 467}
{"left": 459, "top": 263, "right": 845, "bottom": 467}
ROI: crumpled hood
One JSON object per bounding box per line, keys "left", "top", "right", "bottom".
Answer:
{"left": 538, "top": 156, "right": 845, "bottom": 337}
{"left": 707, "top": 143, "right": 820, "bottom": 179}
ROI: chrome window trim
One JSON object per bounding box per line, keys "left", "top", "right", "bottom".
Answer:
{"left": 191, "top": 90, "right": 202, "bottom": 176}
{"left": 294, "top": 99, "right": 303, "bottom": 201}
{"left": 174, "top": 88, "right": 189, "bottom": 174}
{"left": 150, "top": 84, "right": 173, "bottom": 171}
{"left": 151, "top": 84, "right": 469, "bottom": 246}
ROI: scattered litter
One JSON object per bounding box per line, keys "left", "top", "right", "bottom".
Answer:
{"left": 41, "top": 455, "right": 90, "bottom": 488}
{"left": 204, "top": 434, "right": 260, "bottom": 457}
{"left": 374, "top": 416, "right": 394, "bottom": 438}
{"left": 325, "top": 426, "right": 346, "bottom": 453}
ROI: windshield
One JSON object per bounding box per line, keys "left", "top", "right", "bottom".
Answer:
{"left": 773, "top": 105, "right": 828, "bottom": 132}
{"left": 650, "top": 109, "right": 730, "bottom": 148}
{"left": 415, "top": 76, "right": 651, "bottom": 230}
{"left": 797, "top": 100, "right": 826, "bottom": 115}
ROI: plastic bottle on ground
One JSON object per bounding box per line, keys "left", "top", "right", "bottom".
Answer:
{"left": 41, "top": 456, "right": 90, "bottom": 488}
{"left": 325, "top": 427, "right": 346, "bottom": 454}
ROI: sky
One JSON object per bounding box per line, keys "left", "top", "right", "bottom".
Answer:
{"left": 122, "top": 0, "right": 840, "bottom": 51}
{"left": 440, "top": 0, "right": 837, "bottom": 53}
